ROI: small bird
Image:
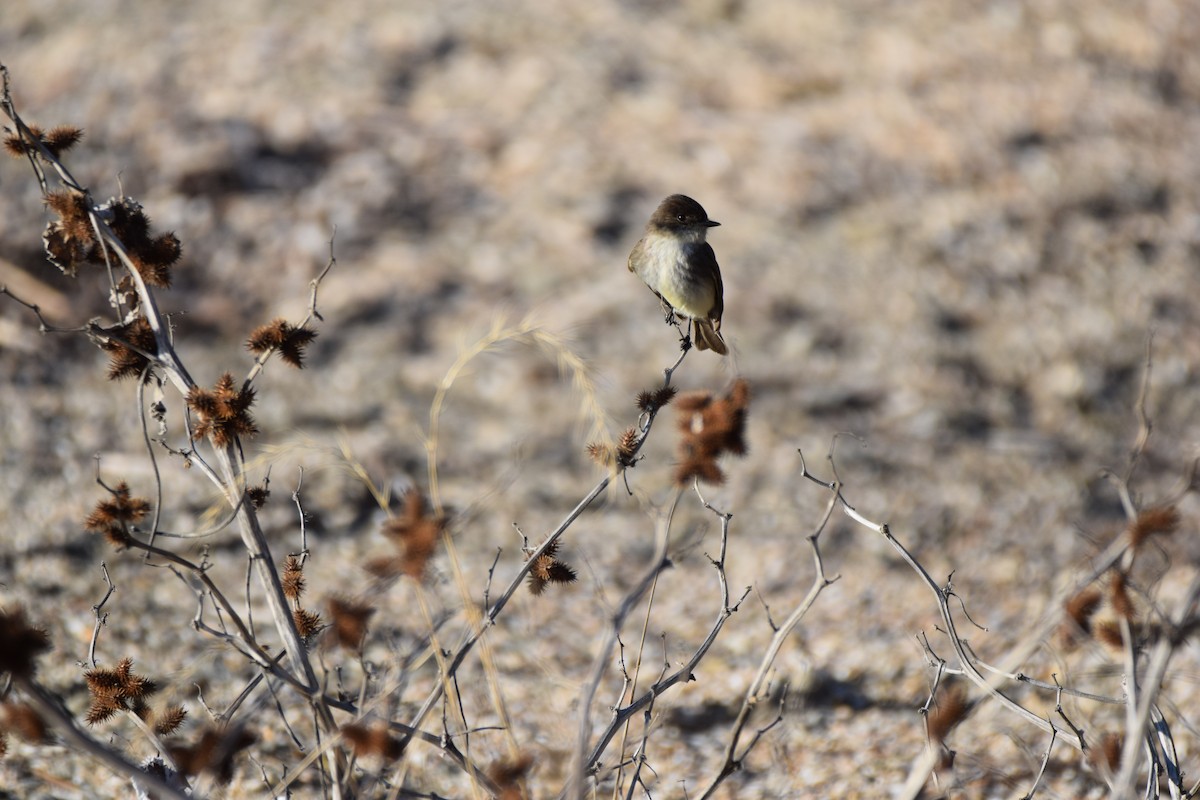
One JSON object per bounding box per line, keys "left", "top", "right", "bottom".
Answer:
{"left": 627, "top": 194, "right": 728, "bottom": 355}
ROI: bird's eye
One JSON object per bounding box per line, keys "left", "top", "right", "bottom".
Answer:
{"left": 676, "top": 214, "right": 686, "bottom": 222}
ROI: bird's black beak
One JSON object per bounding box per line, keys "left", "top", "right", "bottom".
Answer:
{"left": 706, "top": 220, "right": 721, "bottom": 227}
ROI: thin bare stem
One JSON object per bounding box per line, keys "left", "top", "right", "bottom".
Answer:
{"left": 696, "top": 480, "right": 839, "bottom": 800}
{"left": 82, "top": 563, "right": 117, "bottom": 669}
{"left": 569, "top": 489, "right": 679, "bottom": 800}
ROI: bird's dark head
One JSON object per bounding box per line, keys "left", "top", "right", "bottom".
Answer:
{"left": 648, "top": 194, "right": 720, "bottom": 232}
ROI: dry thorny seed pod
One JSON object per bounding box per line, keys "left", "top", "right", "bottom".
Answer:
{"left": 154, "top": 705, "right": 188, "bottom": 736}
{"left": 526, "top": 539, "right": 577, "bottom": 595}
{"left": 246, "top": 483, "right": 270, "bottom": 509}
{"left": 186, "top": 373, "right": 258, "bottom": 446}
{"left": 41, "top": 188, "right": 94, "bottom": 275}
{"left": 488, "top": 752, "right": 534, "bottom": 800}
{"left": 3, "top": 123, "right": 83, "bottom": 160}
{"left": 0, "top": 608, "right": 51, "bottom": 680}
{"left": 341, "top": 722, "right": 404, "bottom": 761}
{"left": 100, "top": 316, "right": 158, "bottom": 382}
{"left": 247, "top": 318, "right": 318, "bottom": 368}
{"left": 584, "top": 441, "right": 617, "bottom": 470}
{"left": 293, "top": 608, "right": 323, "bottom": 638}
{"left": 282, "top": 555, "right": 306, "bottom": 600}
{"left": 635, "top": 385, "right": 677, "bottom": 413}
{"left": 616, "top": 426, "right": 639, "bottom": 465}
{"left": 84, "top": 658, "right": 159, "bottom": 726}
{"left": 925, "top": 681, "right": 969, "bottom": 745}
{"left": 1, "top": 702, "right": 50, "bottom": 744}
{"left": 375, "top": 490, "right": 445, "bottom": 580}
{"left": 1109, "top": 570, "right": 1136, "bottom": 621}
{"left": 1060, "top": 585, "right": 1103, "bottom": 648}
{"left": 102, "top": 197, "right": 181, "bottom": 288}
{"left": 167, "top": 726, "right": 256, "bottom": 784}
{"left": 673, "top": 378, "right": 751, "bottom": 487}
{"left": 83, "top": 481, "right": 151, "bottom": 549}
{"left": 327, "top": 597, "right": 375, "bottom": 650}
{"left": 1128, "top": 505, "right": 1180, "bottom": 549}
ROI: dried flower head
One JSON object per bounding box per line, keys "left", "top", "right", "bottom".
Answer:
{"left": 585, "top": 441, "right": 616, "bottom": 470}
{"left": 488, "top": 753, "right": 534, "bottom": 800}
{"left": 527, "top": 539, "right": 578, "bottom": 595}
{"left": 379, "top": 491, "right": 445, "bottom": 580}
{"left": 84, "top": 658, "right": 159, "bottom": 726}
{"left": 153, "top": 705, "right": 188, "bottom": 737}
{"left": 282, "top": 556, "right": 306, "bottom": 600}
{"left": 925, "top": 682, "right": 969, "bottom": 744}
{"left": 673, "top": 379, "right": 751, "bottom": 486}
{"left": 1129, "top": 506, "right": 1180, "bottom": 549}
{"left": 187, "top": 373, "right": 258, "bottom": 447}
{"left": 84, "top": 481, "right": 151, "bottom": 549}
{"left": 100, "top": 316, "right": 159, "bottom": 382}
{"left": 341, "top": 722, "right": 404, "bottom": 761}
{"left": 167, "top": 726, "right": 255, "bottom": 784}
{"left": 1110, "top": 570, "right": 1135, "bottom": 621}
{"left": 327, "top": 597, "right": 375, "bottom": 651}
{"left": 293, "top": 608, "right": 323, "bottom": 638}
{"left": 247, "top": 318, "right": 318, "bottom": 368}
{"left": 4, "top": 124, "right": 83, "bottom": 160}
{"left": 635, "top": 385, "right": 677, "bottom": 413}
{"left": 246, "top": 484, "right": 270, "bottom": 509}
{"left": 1089, "top": 731, "right": 1124, "bottom": 773}
{"left": 0, "top": 702, "right": 50, "bottom": 744}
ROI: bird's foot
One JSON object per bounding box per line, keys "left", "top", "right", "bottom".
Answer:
{"left": 658, "top": 297, "right": 676, "bottom": 325}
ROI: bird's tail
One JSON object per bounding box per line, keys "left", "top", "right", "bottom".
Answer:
{"left": 694, "top": 319, "right": 728, "bottom": 355}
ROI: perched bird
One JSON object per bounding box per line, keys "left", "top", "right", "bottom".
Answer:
{"left": 627, "top": 194, "right": 728, "bottom": 355}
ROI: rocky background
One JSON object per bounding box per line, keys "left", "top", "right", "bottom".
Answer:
{"left": 2, "top": 0, "right": 1200, "bottom": 797}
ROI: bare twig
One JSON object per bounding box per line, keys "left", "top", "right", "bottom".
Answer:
{"left": 82, "top": 563, "right": 117, "bottom": 669}
{"left": 569, "top": 490, "right": 753, "bottom": 799}
{"left": 569, "top": 489, "right": 679, "bottom": 800}
{"left": 696, "top": 471, "right": 839, "bottom": 799}
{"left": 1020, "top": 722, "right": 1056, "bottom": 800}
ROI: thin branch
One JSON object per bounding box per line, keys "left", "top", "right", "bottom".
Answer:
{"left": 1019, "top": 722, "right": 1056, "bottom": 800}
{"left": 569, "top": 489, "right": 679, "bottom": 800}
{"left": 1112, "top": 574, "right": 1200, "bottom": 795}
{"left": 81, "top": 563, "right": 117, "bottom": 669}
{"left": 399, "top": 346, "right": 687, "bottom": 751}
{"left": 292, "top": 467, "right": 309, "bottom": 557}
{"left": 572, "top": 492, "right": 754, "bottom": 798}
{"left": 0, "top": 286, "right": 87, "bottom": 333}
{"left": 696, "top": 476, "right": 839, "bottom": 800}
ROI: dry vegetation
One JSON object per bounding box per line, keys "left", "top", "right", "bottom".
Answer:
{"left": 2, "top": 1, "right": 1200, "bottom": 798}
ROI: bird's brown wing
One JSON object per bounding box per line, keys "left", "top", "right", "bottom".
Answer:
{"left": 627, "top": 237, "right": 645, "bottom": 272}
{"left": 698, "top": 242, "right": 724, "bottom": 328}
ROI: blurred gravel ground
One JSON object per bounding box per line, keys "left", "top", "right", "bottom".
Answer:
{"left": 2, "top": 1, "right": 1200, "bottom": 797}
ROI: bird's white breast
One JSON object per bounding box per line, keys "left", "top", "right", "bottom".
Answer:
{"left": 638, "top": 234, "right": 714, "bottom": 318}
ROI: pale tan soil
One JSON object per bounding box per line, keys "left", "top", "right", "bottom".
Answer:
{"left": 2, "top": 1, "right": 1200, "bottom": 798}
